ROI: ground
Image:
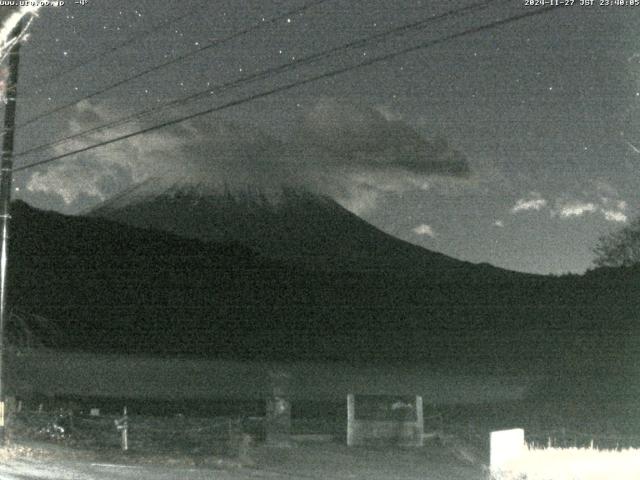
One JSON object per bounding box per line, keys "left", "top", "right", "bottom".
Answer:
{"left": 1, "top": 396, "right": 636, "bottom": 479}
{"left": 0, "top": 440, "right": 488, "bottom": 480}
{"left": 0, "top": 408, "right": 490, "bottom": 479}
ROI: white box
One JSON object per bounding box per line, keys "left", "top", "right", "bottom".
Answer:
{"left": 490, "top": 428, "right": 525, "bottom": 471}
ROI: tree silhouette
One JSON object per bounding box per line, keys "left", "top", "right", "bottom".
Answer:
{"left": 593, "top": 216, "right": 640, "bottom": 267}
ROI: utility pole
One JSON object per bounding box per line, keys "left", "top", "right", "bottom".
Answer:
{"left": 0, "top": 18, "right": 24, "bottom": 443}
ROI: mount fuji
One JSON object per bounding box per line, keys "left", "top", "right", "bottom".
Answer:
{"left": 89, "top": 178, "right": 502, "bottom": 274}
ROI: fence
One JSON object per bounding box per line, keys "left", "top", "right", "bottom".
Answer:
{"left": 8, "top": 406, "right": 244, "bottom": 457}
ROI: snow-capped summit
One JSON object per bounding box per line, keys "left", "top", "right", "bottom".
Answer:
{"left": 90, "top": 177, "right": 480, "bottom": 272}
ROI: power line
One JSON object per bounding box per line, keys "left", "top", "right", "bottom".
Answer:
{"left": 16, "top": 0, "right": 501, "bottom": 156}
{"left": 15, "top": 0, "right": 332, "bottom": 130}
{"left": 15, "top": 0, "right": 505, "bottom": 158}
{"left": 13, "top": 5, "right": 556, "bottom": 174}
{"left": 30, "top": 3, "right": 206, "bottom": 87}
{"left": 15, "top": 5, "right": 555, "bottom": 173}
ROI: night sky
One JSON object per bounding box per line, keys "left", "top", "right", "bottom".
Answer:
{"left": 5, "top": 0, "right": 640, "bottom": 274}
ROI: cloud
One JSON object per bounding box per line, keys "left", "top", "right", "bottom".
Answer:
{"left": 299, "top": 98, "right": 470, "bottom": 178}
{"left": 289, "top": 99, "right": 470, "bottom": 213}
{"left": 558, "top": 201, "right": 597, "bottom": 218}
{"left": 600, "top": 198, "right": 627, "bottom": 223}
{"left": 511, "top": 193, "right": 547, "bottom": 213}
{"left": 552, "top": 183, "right": 628, "bottom": 222}
{"left": 552, "top": 196, "right": 628, "bottom": 223}
{"left": 26, "top": 101, "right": 206, "bottom": 206}
{"left": 509, "top": 186, "right": 629, "bottom": 224}
{"left": 24, "top": 99, "right": 472, "bottom": 215}
{"left": 493, "top": 220, "right": 504, "bottom": 228}
{"left": 602, "top": 210, "right": 628, "bottom": 223}
{"left": 412, "top": 224, "right": 435, "bottom": 237}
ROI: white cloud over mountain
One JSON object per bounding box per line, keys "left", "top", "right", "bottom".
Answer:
{"left": 25, "top": 99, "right": 471, "bottom": 215}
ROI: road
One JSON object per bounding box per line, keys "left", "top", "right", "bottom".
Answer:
{"left": 0, "top": 459, "right": 218, "bottom": 479}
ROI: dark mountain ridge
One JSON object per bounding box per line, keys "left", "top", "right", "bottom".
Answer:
{"left": 6, "top": 200, "right": 639, "bottom": 380}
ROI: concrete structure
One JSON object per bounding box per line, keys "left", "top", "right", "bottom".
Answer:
{"left": 347, "top": 394, "right": 424, "bottom": 447}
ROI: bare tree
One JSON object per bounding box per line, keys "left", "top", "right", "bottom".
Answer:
{"left": 593, "top": 216, "right": 640, "bottom": 267}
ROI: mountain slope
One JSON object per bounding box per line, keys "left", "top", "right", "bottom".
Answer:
{"left": 90, "top": 180, "right": 497, "bottom": 273}
{"left": 5, "top": 200, "right": 639, "bottom": 379}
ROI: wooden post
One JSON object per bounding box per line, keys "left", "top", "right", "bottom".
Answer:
{"left": 115, "top": 406, "right": 129, "bottom": 451}
{"left": 415, "top": 395, "right": 424, "bottom": 447}
{"left": 121, "top": 406, "right": 128, "bottom": 451}
{"left": 346, "top": 394, "right": 355, "bottom": 446}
